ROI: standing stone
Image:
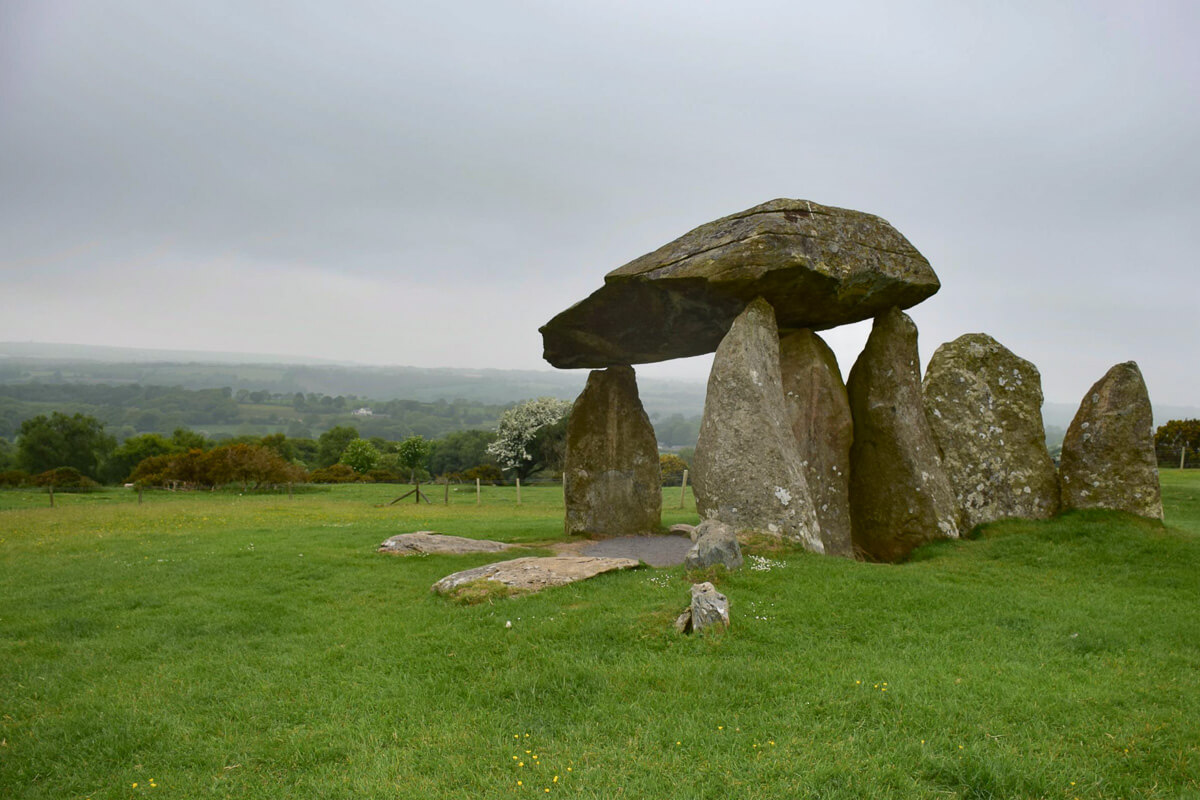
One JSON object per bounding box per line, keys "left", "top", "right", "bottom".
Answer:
{"left": 779, "top": 329, "right": 855, "bottom": 557}
{"left": 1060, "top": 361, "right": 1163, "bottom": 519}
{"left": 674, "top": 582, "right": 731, "bottom": 634}
{"left": 692, "top": 298, "right": 824, "bottom": 552}
{"left": 847, "top": 308, "right": 960, "bottom": 561}
{"left": 563, "top": 365, "right": 662, "bottom": 536}
{"left": 923, "top": 333, "right": 1060, "bottom": 529}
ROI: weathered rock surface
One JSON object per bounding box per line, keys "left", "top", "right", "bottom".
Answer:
{"left": 431, "top": 556, "right": 639, "bottom": 598}
{"left": 669, "top": 523, "right": 698, "bottom": 540}
{"left": 923, "top": 334, "right": 1060, "bottom": 529}
{"left": 674, "top": 582, "right": 730, "bottom": 634}
{"left": 541, "top": 199, "right": 940, "bottom": 368}
{"left": 1060, "top": 362, "right": 1163, "bottom": 519}
{"left": 563, "top": 365, "right": 662, "bottom": 536}
{"left": 377, "top": 532, "right": 514, "bottom": 555}
{"left": 683, "top": 519, "right": 743, "bottom": 570}
{"left": 779, "top": 329, "right": 855, "bottom": 557}
{"left": 692, "top": 299, "right": 824, "bottom": 552}
{"left": 847, "top": 308, "right": 960, "bottom": 561}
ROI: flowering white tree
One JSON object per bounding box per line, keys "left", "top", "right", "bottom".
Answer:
{"left": 486, "top": 397, "right": 572, "bottom": 481}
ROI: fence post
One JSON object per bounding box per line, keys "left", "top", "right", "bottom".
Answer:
{"left": 679, "top": 469, "right": 689, "bottom": 509}
{"left": 444, "top": 477, "right": 449, "bottom": 505}
{"left": 516, "top": 477, "right": 522, "bottom": 505}
{"left": 48, "top": 485, "right": 54, "bottom": 508}
{"left": 476, "top": 477, "right": 481, "bottom": 505}
{"left": 138, "top": 486, "right": 144, "bottom": 505}
{"left": 1183, "top": 446, "right": 1188, "bottom": 470}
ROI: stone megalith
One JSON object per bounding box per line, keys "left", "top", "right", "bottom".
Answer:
{"left": 922, "top": 333, "right": 1060, "bottom": 529}
{"left": 1060, "top": 361, "right": 1163, "bottom": 519}
{"left": 540, "top": 199, "right": 941, "bottom": 368}
{"left": 779, "top": 329, "right": 855, "bottom": 557}
{"left": 847, "top": 308, "right": 960, "bottom": 561}
{"left": 692, "top": 298, "right": 824, "bottom": 552}
{"left": 563, "top": 365, "right": 662, "bottom": 537}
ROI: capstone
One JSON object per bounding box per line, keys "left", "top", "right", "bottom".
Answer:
{"left": 541, "top": 199, "right": 940, "bottom": 368}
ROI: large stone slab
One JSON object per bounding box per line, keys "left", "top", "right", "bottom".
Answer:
{"left": 847, "top": 308, "right": 960, "bottom": 561}
{"left": 692, "top": 298, "right": 824, "bottom": 552}
{"left": 377, "top": 531, "right": 514, "bottom": 555}
{"left": 1060, "top": 361, "right": 1163, "bottom": 519}
{"left": 923, "top": 333, "right": 1060, "bottom": 529}
{"left": 541, "top": 199, "right": 940, "bottom": 368}
{"left": 779, "top": 329, "right": 855, "bottom": 557}
{"left": 431, "top": 556, "right": 640, "bottom": 598}
{"left": 563, "top": 365, "right": 662, "bottom": 536}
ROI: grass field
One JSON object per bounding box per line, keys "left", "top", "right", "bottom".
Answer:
{"left": 2, "top": 474, "right": 1199, "bottom": 799}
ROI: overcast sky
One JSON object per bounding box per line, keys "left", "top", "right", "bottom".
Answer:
{"left": 2, "top": 1, "right": 1197, "bottom": 406}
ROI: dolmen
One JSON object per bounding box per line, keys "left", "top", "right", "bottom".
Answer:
{"left": 540, "top": 197, "right": 1163, "bottom": 563}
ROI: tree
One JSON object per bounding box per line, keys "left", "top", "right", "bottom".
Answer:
{"left": 17, "top": 412, "right": 116, "bottom": 480}
{"left": 396, "top": 436, "right": 431, "bottom": 480}
{"left": 340, "top": 438, "right": 381, "bottom": 474}
{"left": 316, "top": 425, "right": 359, "bottom": 468}
{"left": 486, "top": 397, "right": 572, "bottom": 482}
{"left": 0, "top": 436, "right": 15, "bottom": 470}
{"left": 389, "top": 435, "right": 433, "bottom": 504}
{"left": 428, "top": 429, "right": 498, "bottom": 477}
{"left": 1155, "top": 419, "right": 1200, "bottom": 467}
{"left": 105, "top": 433, "right": 178, "bottom": 483}
{"left": 171, "top": 428, "right": 209, "bottom": 451}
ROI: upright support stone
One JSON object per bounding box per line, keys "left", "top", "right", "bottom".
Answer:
{"left": 563, "top": 365, "right": 662, "bottom": 536}
{"left": 847, "top": 307, "right": 960, "bottom": 561}
{"left": 923, "top": 333, "right": 1060, "bottom": 529}
{"left": 779, "top": 329, "right": 854, "bottom": 557}
{"left": 1060, "top": 361, "right": 1163, "bottom": 519}
{"left": 692, "top": 298, "right": 823, "bottom": 552}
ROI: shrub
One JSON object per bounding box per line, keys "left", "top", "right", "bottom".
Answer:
{"left": 660, "top": 453, "right": 689, "bottom": 486}
{"left": 462, "top": 464, "right": 504, "bottom": 484}
{"left": 31, "top": 467, "right": 101, "bottom": 489}
{"left": 309, "top": 463, "right": 359, "bottom": 484}
{"left": 0, "top": 469, "right": 29, "bottom": 487}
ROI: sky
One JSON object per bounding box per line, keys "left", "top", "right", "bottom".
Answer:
{"left": 2, "top": 1, "right": 1198, "bottom": 406}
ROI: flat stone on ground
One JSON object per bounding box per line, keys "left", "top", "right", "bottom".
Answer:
{"left": 378, "top": 532, "right": 514, "bottom": 555}
{"left": 431, "top": 555, "right": 639, "bottom": 597}
{"left": 577, "top": 535, "right": 694, "bottom": 567}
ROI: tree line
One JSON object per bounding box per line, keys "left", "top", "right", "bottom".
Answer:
{"left": 0, "top": 400, "right": 701, "bottom": 491}
{"left": 0, "top": 383, "right": 510, "bottom": 442}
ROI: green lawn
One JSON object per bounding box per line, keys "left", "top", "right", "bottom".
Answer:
{"left": 2, "top": 476, "right": 1199, "bottom": 799}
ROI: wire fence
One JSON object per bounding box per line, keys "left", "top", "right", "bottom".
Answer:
{"left": 1155, "top": 444, "right": 1199, "bottom": 469}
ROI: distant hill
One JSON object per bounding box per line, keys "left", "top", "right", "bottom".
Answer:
{"left": 2, "top": 342, "right": 1194, "bottom": 428}
{"left": 0, "top": 342, "right": 708, "bottom": 419}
